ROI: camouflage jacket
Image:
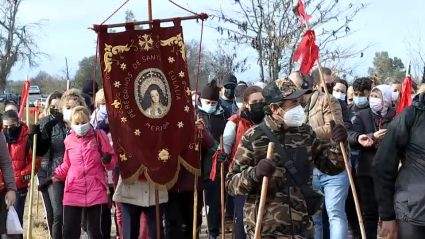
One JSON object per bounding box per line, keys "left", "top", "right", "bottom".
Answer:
{"left": 225, "top": 116, "right": 347, "bottom": 239}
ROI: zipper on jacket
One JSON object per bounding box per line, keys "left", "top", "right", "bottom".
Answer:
{"left": 81, "top": 139, "right": 88, "bottom": 207}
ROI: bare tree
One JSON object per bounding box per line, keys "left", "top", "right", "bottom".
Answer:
{"left": 0, "top": 0, "right": 47, "bottom": 91}
{"left": 209, "top": 0, "right": 370, "bottom": 81}
{"left": 208, "top": 41, "right": 249, "bottom": 85}
{"left": 405, "top": 27, "right": 425, "bottom": 81}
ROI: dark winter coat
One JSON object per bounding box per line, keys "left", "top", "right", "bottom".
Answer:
{"left": 36, "top": 114, "right": 69, "bottom": 184}
{"left": 374, "top": 93, "right": 425, "bottom": 225}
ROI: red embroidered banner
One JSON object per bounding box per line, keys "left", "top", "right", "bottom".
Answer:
{"left": 97, "top": 20, "right": 200, "bottom": 186}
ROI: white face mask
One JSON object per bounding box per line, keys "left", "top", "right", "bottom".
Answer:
{"left": 333, "top": 92, "right": 346, "bottom": 101}
{"left": 392, "top": 92, "right": 399, "bottom": 101}
{"left": 72, "top": 123, "right": 91, "bottom": 136}
{"left": 99, "top": 105, "right": 107, "bottom": 115}
{"left": 63, "top": 109, "right": 72, "bottom": 122}
{"left": 278, "top": 105, "right": 305, "bottom": 127}
{"left": 236, "top": 102, "right": 243, "bottom": 109}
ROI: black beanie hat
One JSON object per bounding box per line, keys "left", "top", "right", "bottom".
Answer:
{"left": 82, "top": 80, "right": 99, "bottom": 97}
{"left": 201, "top": 80, "right": 220, "bottom": 101}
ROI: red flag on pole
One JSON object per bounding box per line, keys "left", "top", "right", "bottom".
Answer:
{"left": 18, "top": 81, "right": 30, "bottom": 121}
{"left": 296, "top": 0, "right": 312, "bottom": 27}
{"left": 292, "top": 30, "right": 319, "bottom": 74}
{"left": 396, "top": 76, "right": 412, "bottom": 116}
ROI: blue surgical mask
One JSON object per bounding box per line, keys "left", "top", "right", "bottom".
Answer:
{"left": 200, "top": 104, "right": 216, "bottom": 114}
{"left": 99, "top": 105, "right": 107, "bottom": 115}
{"left": 333, "top": 92, "right": 346, "bottom": 101}
{"left": 236, "top": 102, "right": 243, "bottom": 109}
{"left": 353, "top": 97, "right": 368, "bottom": 107}
{"left": 72, "top": 123, "right": 91, "bottom": 136}
{"left": 63, "top": 109, "right": 72, "bottom": 121}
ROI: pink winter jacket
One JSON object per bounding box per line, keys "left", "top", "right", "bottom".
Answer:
{"left": 55, "top": 128, "right": 117, "bottom": 207}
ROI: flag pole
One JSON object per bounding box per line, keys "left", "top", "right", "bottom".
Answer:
{"left": 25, "top": 75, "right": 30, "bottom": 124}
{"left": 301, "top": 14, "right": 367, "bottom": 239}
{"left": 146, "top": 2, "right": 161, "bottom": 239}
{"left": 27, "top": 100, "right": 38, "bottom": 239}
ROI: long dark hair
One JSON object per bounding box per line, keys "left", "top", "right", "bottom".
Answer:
{"left": 334, "top": 78, "right": 349, "bottom": 102}
{"left": 142, "top": 84, "right": 168, "bottom": 110}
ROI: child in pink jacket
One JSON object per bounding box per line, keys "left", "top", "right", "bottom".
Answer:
{"left": 53, "top": 106, "right": 117, "bottom": 239}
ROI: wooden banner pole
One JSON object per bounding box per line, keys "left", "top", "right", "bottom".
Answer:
{"left": 27, "top": 104, "right": 38, "bottom": 238}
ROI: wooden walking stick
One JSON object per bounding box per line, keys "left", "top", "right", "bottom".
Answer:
{"left": 220, "top": 135, "right": 225, "bottom": 239}
{"left": 253, "top": 142, "right": 275, "bottom": 239}
{"left": 293, "top": 2, "right": 366, "bottom": 238}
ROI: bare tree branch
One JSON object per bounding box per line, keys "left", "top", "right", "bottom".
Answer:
{"left": 208, "top": 0, "right": 371, "bottom": 81}
{"left": 0, "top": 0, "right": 48, "bottom": 90}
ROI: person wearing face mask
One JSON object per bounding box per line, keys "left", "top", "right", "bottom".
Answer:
{"left": 311, "top": 67, "right": 335, "bottom": 94}
{"left": 90, "top": 89, "right": 107, "bottom": 129}
{"left": 196, "top": 80, "right": 230, "bottom": 239}
{"left": 291, "top": 72, "right": 348, "bottom": 239}
{"left": 52, "top": 106, "right": 117, "bottom": 239}
{"left": 348, "top": 78, "right": 372, "bottom": 119}
{"left": 217, "top": 86, "right": 265, "bottom": 239}
{"left": 2, "top": 110, "right": 41, "bottom": 239}
{"left": 30, "top": 91, "right": 63, "bottom": 238}
{"left": 31, "top": 89, "right": 86, "bottom": 239}
{"left": 227, "top": 84, "right": 248, "bottom": 115}
{"left": 349, "top": 85, "right": 395, "bottom": 239}
{"left": 226, "top": 78, "right": 348, "bottom": 239}
{"left": 219, "top": 74, "right": 238, "bottom": 109}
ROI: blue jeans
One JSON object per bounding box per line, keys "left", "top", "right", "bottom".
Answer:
{"left": 14, "top": 187, "right": 28, "bottom": 227}
{"left": 312, "top": 168, "right": 349, "bottom": 239}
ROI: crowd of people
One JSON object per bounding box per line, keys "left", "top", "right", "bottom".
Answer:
{"left": 0, "top": 68, "right": 423, "bottom": 239}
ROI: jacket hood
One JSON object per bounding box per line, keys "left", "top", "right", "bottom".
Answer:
{"left": 412, "top": 92, "right": 425, "bottom": 111}
{"left": 373, "top": 85, "right": 392, "bottom": 115}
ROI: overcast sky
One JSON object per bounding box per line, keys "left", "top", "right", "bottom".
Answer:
{"left": 8, "top": 0, "right": 425, "bottom": 83}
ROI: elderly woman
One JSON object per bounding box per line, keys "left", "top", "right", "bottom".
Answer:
{"left": 32, "top": 89, "right": 86, "bottom": 239}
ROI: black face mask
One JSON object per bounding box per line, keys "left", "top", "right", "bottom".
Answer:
{"left": 50, "top": 108, "right": 59, "bottom": 117}
{"left": 248, "top": 102, "right": 265, "bottom": 124}
{"left": 4, "top": 125, "right": 22, "bottom": 143}
{"left": 224, "top": 88, "right": 235, "bottom": 99}
{"left": 322, "top": 83, "right": 334, "bottom": 94}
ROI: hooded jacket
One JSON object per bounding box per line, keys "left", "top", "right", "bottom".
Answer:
{"left": 55, "top": 128, "right": 117, "bottom": 207}
{"left": 350, "top": 85, "right": 395, "bottom": 176}
{"left": 5, "top": 123, "right": 41, "bottom": 189}
{"left": 374, "top": 93, "right": 425, "bottom": 225}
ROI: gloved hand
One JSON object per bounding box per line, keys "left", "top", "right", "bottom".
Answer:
{"left": 217, "top": 152, "right": 228, "bottom": 163}
{"left": 255, "top": 158, "right": 277, "bottom": 179}
{"left": 30, "top": 124, "right": 40, "bottom": 135}
{"left": 22, "top": 175, "right": 31, "bottom": 181}
{"left": 330, "top": 120, "right": 347, "bottom": 143}
{"left": 102, "top": 153, "right": 112, "bottom": 164}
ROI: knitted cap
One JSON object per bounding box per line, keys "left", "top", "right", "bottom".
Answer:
{"left": 82, "top": 80, "right": 99, "bottom": 97}
{"left": 201, "top": 80, "right": 220, "bottom": 101}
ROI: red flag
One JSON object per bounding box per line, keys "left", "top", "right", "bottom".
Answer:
{"left": 292, "top": 30, "right": 319, "bottom": 74}
{"left": 396, "top": 76, "right": 413, "bottom": 116}
{"left": 18, "top": 81, "right": 30, "bottom": 121}
{"left": 297, "top": 0, "right": 312, "bottom": 27}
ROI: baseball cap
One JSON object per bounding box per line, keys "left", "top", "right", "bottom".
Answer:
{"left": 235, "top": 84, "right": 248, "bottom": 102}
{"left": 262, "top": 77, "right": 312, "bottom": 105}
{"left": 222, "top": 74, "right": 237, "bottom": 86}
